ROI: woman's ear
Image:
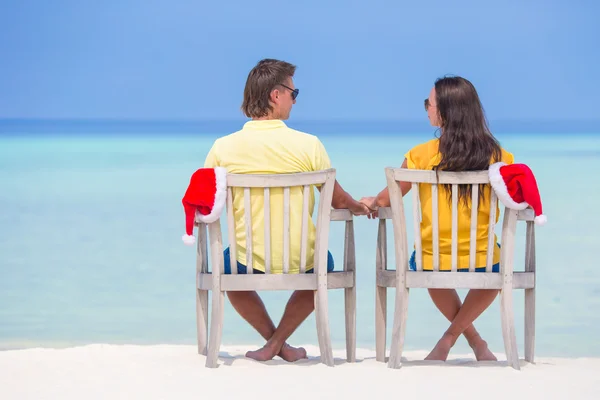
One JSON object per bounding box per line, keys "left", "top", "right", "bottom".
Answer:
{"left": 437, "top": 112, "right": 444, "bottom": 128}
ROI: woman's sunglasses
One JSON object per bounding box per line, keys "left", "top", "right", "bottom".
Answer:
{"left": 280, "top": 83, "right": 299, "bottom": 100}
{"left": 424, "top": 98, "right": 438, "bottom": 111}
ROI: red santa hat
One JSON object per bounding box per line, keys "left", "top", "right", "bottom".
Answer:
{"left": 181, "top": 167, "right": 228, "bottom": 245}
{"left": 488, "top": 162, "right": 546, "bottom": 226}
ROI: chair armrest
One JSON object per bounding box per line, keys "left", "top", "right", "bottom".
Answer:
{"left": 518, "top": 208, "right": 535, "bottom": 221}
{"left": 376, "top": 207, "right": 393, "bottom": 220}
{"left": 331, "top": 209, "right": 353, "bottom": 221}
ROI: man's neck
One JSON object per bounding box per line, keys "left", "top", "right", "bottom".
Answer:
{"left": 252, "top": 114, "right": 281, "bottom": 121}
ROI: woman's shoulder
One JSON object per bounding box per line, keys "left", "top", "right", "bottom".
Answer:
{"left": 406, "top": 138, "right": 440, "bottom": 169}
{"left": 409, "top": 138, "right": 439, "bottom": 155}
{"left": 500, "top": 147, "right": 515, "bottom": 164}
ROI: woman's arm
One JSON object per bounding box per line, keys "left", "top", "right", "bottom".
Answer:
{"left": 360, "top": 158, "right": 412, "bottom": 214}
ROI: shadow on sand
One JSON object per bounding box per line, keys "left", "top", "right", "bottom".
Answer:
{"left": 212, "top": 351, "right": 535, "bottom": 369}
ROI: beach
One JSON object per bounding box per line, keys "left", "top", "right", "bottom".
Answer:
{"left": 1, "top": 344, "right": 598, "bottom": 399}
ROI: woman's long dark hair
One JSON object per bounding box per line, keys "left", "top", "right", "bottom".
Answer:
{"left": 433, "top": 76, "right": 502, "bottom": 207}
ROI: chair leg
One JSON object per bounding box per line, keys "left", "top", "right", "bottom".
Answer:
{"left": 375, "top": 286, "right": 387, "bottom": 362}
{"left": 500, "top": 287, "right": 520, "bottom": 370}
{"left": 524, "top": 287, "right": 535, "bottom": 363}
{"left": 387, "top": 286, "right": 409, "bottom": 369}
{"left": 315, "top": 289, "right": 334, "bottom": 366}
{"left": 344, "top": 286, "right": 356, "bottom": 362}
{"left": 196, "top": 288, "right": 209, "bottom": 355}
{"left": 524, "top": 222, "right": 536, "bottom": 363}
{"left": 205, "top": 289, "right": 224, "bottom": 368}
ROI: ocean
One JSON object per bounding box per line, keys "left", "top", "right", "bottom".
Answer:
{"left": 1, "top": 121, "right": 598, "bottom": 358}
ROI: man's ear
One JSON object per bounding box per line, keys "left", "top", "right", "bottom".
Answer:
{"left": 269, "top": 88, "right": 280, "bottom": 104}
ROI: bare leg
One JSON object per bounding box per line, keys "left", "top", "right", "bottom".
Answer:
{"left": 426, "top": 289, "right": 498, "bottom": 361}
{"left": 227, "top": 291, "right": 306, "bottom": 362}
{"left": 246, "top": 290, "right": 314, "bottom": 362}
{"left": 427, "top": 289, "right": 497, "bottom": 361}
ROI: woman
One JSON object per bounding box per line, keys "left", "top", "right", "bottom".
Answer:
{"left": 361, "top": 76, "right": 514, "bottom": 361}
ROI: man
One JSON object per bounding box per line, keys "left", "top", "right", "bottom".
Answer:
{"left": 203, "top": 58, "right": 368, "bottom": 362}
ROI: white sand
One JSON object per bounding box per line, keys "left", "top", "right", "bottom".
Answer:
{"left": 1, "top": 344, "right": 598, "bottom": 400}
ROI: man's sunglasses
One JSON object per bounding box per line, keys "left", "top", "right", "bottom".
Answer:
{"left": 279, "top": 83, "right": 299, "bottom": 100}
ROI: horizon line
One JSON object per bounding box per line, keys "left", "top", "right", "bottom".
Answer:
{"left": 1, "top": 117, "right": 599, "bottom": 123}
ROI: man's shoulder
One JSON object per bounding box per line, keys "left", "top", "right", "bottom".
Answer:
{"left": 212, "top": 124, "right": 324, "bottom": 154}
{"left": 215, "top": 128, "right": 244, "bottom": 142}
{"left": 284, "top": 128, "right": 327, "bottom": 155}
{"left": 284, "top": 126, "right": 321, "bottom": 142}
{"left": 209, "top": 129, "right": 245, "bottom": 150}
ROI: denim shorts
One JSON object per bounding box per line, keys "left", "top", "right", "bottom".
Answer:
{"left": 408, "top": 243, "right": 501, "bottom": 273}
{"left": 223, "top": 247, "right": 335, "bottom": 274}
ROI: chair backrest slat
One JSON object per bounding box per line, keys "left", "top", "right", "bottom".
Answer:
{"left": 485, "top": 190, "right": 498, "bottom": 272}
{"left": 263, "top": 187, "right": 271, "bottom": 274}
{"left": 225, "top": 169, "right": 335, "bottom": 275}
{"left": 390, "top": 169, "right": 503, "bottom": 274}
{"left": 313, "top": 171, "right": 336, "bottom": 276}
{"left": 451, "top": 184, "right": 458, "bottom": 272}
{"left": 283, "top": 187, "right": 291, "bottom": 274}
{"left": 243, "top": 187, "right": 253, "bottom": 273}
{"left": 469, "top": 184, "right": 479, "bottom": 272}
{"left": 300, "top": 185, "right": 310, "bottom": 273}
{"left": 385, "top": 170, "right": 410, "bottom": 272}
{"left": 411, "top": 182, "right": 423, "bottom": 271}
{"left": 431, "top": 183, "right": 440, "bottom": 271}
{"left": 226, "top": 187, "right": 237, "bottom": 274}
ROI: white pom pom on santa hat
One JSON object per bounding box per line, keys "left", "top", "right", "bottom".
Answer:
{"left": 181, "top": 167, "right": 228, "bottom": 245}
{"left": 488, "top": 162, "right": 546, "bottom": 225}
{"left": 182, "top": 234, "right": 196, "bottom": 245}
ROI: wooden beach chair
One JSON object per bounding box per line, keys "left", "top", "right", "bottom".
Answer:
{"left": 194, "top": 169, "right": 357, "bottom": 368}
{"left": 374, "top": 167, "right": 537, "bottom": 370}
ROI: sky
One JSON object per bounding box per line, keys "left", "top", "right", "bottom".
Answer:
{"left": 0, "top": 0, "right": 598, "bottom": 122}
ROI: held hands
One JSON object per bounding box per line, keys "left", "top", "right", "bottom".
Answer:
{"left": 348, "top": 200, "right": 372, "bottom": 216}
{"left": 359, "top": 196, "right": 379, "bottom": 219}
{"left": 343, "top": 196, "right": 379, "bottom": 219}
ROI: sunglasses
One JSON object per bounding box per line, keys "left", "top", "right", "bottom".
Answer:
{"left": 424, "top": 98, "right": 437, "bottom": 111}
{"left": 279, "top": 83, "right": 299, "bottom": 100}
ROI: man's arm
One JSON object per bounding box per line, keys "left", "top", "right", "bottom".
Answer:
{"left": 331, "top": 180, "right": 370, "bottom": 215}
{"left": 311, "top": 138, "right": 368, "bottom": 215}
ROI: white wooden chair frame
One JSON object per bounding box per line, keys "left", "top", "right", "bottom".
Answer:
{"left": 194, "top": 169, "right": 357, "bottom": 368}
{"left": 375, "top": 167, "right": 536, "bottom": 370}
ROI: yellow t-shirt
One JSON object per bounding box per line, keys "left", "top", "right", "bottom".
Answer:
{"left": 405, "top": 139, "right": 514, "bottom": 270}
{"left": 204, "top": 120, "right": 331, "bottom": 274}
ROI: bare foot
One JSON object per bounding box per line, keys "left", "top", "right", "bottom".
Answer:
{"left": 245, "top": 343, "right": 278, "bottom": 362}
{"left": 425, "top": 335, "right": 454, "bottom": 361}
{"left": 472, "top": 340, "right": 497, "bottom": 361}
{"left": 278, "top": 343, "right": 307, "bottom": 362}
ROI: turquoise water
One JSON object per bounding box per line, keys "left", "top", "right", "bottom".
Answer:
{"left": 1, "top": 129, "right": 599, "bottom": 357}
